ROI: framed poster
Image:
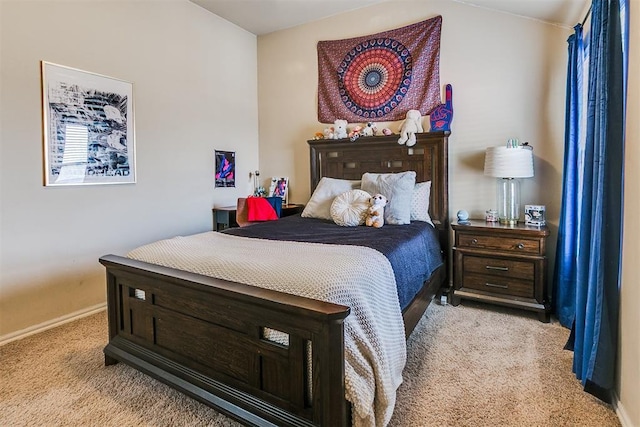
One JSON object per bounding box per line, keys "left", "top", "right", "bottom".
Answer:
{"left": 269, "top": 176, "right": 288, "bottom": 204}
{"left": 41, "top": 61, "right": 135, "bottom": 186}
{"left": 215, "top": 150, "right": 235, "bottom": 187}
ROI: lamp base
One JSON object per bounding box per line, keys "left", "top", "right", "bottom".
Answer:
{"left": 497, "top": 178, "right": 521, "bottom": 226}
{"left": 499, "top": 218, "right": 519, "bottom": 225}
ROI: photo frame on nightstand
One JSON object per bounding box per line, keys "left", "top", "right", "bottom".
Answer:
{"left": 269, "top": 176, "right": 288, "bottom": 204}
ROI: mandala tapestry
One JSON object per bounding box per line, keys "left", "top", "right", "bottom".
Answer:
{"left": 317, "top": 16, "right": 442, "bottom": 123}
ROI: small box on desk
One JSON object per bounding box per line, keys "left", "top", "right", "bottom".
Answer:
{"left": 524, "top": 205, "right": 546, "bottom": 226}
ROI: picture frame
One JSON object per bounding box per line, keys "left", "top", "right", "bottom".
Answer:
{"left": 41, "top": 61, "right": 135, "bottom": 186}
{"left": 215, "top": 150, "right": 236, "bottom": 188}
{"left": 524, "top": 204, "right": 546, "bottom": 226}
{"left": 269, "top": 177, "right": 288, "bottom": 204}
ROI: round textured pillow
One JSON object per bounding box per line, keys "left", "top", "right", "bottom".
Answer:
{"left": 330, "top": 189, "right": 372, "bottom": 227}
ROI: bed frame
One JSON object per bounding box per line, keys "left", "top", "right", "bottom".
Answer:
{"left": 100, "top": 131, "right": 450, "bottom": 427}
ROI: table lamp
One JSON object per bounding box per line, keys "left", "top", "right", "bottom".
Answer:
{"left": 484, "top": 145, "right": 534, "bottom": 224}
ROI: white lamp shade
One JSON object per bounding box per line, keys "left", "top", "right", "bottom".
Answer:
{"left": 484, "top": 146, "right": 534, "bottom": 178}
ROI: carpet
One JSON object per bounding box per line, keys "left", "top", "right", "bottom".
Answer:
{"left": 0, "top": 301, "right": 620, "bottom": 426}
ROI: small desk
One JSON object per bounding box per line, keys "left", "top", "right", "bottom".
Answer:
{"left": 212, "top": 203, "right": 304, "bottom": 231}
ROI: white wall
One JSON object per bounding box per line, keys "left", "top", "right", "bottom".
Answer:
{"left": 618, "top": 1, "right": 639, "bottom": 425}
{"left": 0, "top": 0, "right": 259, "bottom": 338}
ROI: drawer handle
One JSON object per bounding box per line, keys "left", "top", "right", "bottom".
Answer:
{"left": 486, "top": 265, "right": 509, "bottom": 271}
{"left": 471, "top": 238, "right": 478, "bottom": 245}
{"left": 485, "top": 282, "right": 508, "bottom": 289}
{"left": 516, "top": 243, "right": 525, "bottom": 249}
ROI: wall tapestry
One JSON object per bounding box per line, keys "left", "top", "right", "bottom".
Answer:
{"left": 317, "top": 15, "right": 442, "bottom": 123}
{"left": 215, "top": 150, "right": 235, "bottom": 187}
{"left": 41, "top": 61, "right": 135, "bottom": 186}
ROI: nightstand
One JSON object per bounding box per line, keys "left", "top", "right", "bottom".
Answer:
{"left": 451, "top": 220, "right": 550, "bottom": 322}
{"left": 212, "top": 203, "right": 304, "bottom": 231}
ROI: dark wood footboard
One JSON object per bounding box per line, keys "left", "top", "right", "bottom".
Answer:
{"left": 101, "top": 254, "right": 351, "bottom": 427}
{"left": 101, "top": 255, "right": 444, "bottom": 427}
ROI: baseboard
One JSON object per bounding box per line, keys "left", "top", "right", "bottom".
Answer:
{"left": 613, "top": 392, "right": 633, "bottom": 427}
{"left": 0, "top": 303, "right": 106, "bottom": 346}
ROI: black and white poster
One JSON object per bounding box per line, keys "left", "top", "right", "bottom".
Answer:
{"left": 41, "top": 61, "right": 135, "bottom": 186}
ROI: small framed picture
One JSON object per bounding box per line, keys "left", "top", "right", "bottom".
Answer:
{"left": 214, "top": 150, "right": 235, "bottom": 188}
{"left": 524, "top": 205, "right": 546, "bottom": 226}
{"left": 269, "top": 177, "right": 288, "bottom": 204}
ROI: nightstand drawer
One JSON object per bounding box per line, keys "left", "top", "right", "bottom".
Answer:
{"left": 463, "top": 256, "right": 533, "bottom": 281}
{"left": 458, "top": 233, "right": 540, "bottom": 254}
{"left": 463, "top": 273, "right": 534, "bottom": 298}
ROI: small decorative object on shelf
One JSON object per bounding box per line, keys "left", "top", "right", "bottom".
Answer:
{"left": 485, "top": 209, "right": 498, "bottom": 222}
{"left": 456, "top": 209, "right": 470, "bottom": 224}
{"left": 524, "top": 205, "right": 546, "bottom": 226}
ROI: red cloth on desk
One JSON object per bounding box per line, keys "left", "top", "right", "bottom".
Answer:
{"left": 247, "top": 197, "right": 279, "bottom": 221}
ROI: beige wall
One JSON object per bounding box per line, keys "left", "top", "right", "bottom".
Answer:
{"left": 257, "top": 1, "right": 637, "bottom": 425}
{"left": 257, "top": 0, "right": 568, "bottom": 222}
{"left": 619, "top": 1, "right": 639, "bottom": 425}
{"left": 0, "top": 0, "right": 259, "bottom": 339}
{"left": 257, "top": 0, "right": 568, "bottom": 291}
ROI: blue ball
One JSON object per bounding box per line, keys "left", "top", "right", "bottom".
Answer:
{"left": 457, "top": 210, "right": 469, "bottom": 221}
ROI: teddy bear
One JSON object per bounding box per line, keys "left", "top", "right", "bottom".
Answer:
{"left": 397, "top": 109, "right": 423, "bottom": 147}
{"left": 333, "top": 119, "right": 348, "bottom": 139}
{"left": 365, "top": 193, "right": 388, "bottom": 228}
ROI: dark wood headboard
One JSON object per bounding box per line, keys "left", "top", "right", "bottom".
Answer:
{"left": 308, "top": 131, "right": 450, "bottom": 286}
{"left": 307, "top": 131, "right": 450, "bottom": 229}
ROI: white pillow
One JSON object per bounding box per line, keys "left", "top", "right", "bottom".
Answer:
{"left": 361, "top": 171, "right": 416, "bottom": 225}
{"left": 301, "top": 177, "right": 361, "bottom": 220}
{"left": 330, "top": 189, "right": 371, "bottom": 227}
{"left": 411, "top": 181, "right": 434, "bottom": 226}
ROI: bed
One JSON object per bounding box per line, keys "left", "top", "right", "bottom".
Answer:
{"left": 100, "top": 131, "right": 450, "bottom": 427}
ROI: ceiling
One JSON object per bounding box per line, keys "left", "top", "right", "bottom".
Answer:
{"left": 190, "top": 0, "right": 590, "bottom": 36}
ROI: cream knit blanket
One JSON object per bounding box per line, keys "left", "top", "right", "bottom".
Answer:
{"left": 128, "top": 231, "right": 407, "bottom": 427}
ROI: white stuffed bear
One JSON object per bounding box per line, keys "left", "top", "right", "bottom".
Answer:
{"left": 397, "top": 109, "right": 423, "bottom": 147}
{"left": 333, "top": 119, "right": 348, "bottom": 139}
{"left": 365, "top": 193, "right": 388, "bottom": 228}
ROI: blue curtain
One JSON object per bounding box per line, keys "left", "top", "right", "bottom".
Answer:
{"left": 553, "top": 25, "right": 584, "bottom": 329}
{"left": 554, "top": 0, "right": 628, "bottom": 403}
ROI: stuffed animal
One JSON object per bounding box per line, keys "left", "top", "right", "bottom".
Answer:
{"left": 349, "top": 125, "right": 362, "bottom": 142}
{"left": 361, "top": 122, "right": 377, "bottom": 137}
{"left": 365, "top": 193, "right": 388, "bottom": 228}
{"left": 333, "top": 119, "right": 348, "bottom": 139}
{"left": 397, "top": 109, "right": 423, "bottom": 147}
{"left": 323, "top": 127, "right": 334, "bottom": 139}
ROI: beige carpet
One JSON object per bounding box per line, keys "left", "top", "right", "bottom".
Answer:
{"left": 0, "top": 301, "right": 620, "bottom": 426}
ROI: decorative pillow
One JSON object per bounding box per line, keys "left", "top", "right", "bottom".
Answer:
{"left": 330, "top": 189, "right": 371, "bottom": 227}
{"left": 301, "top": 177, "right": 361, "bottom": 220}
{"left": 411, "top": 181, "right": 434, "bottom": 226}
{"left": 361, "top": 171, "right": 416, "bottom": 225}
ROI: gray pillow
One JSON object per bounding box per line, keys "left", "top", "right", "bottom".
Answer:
{"left": 361, "top": 171, "right": 416, "bottom": 225}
